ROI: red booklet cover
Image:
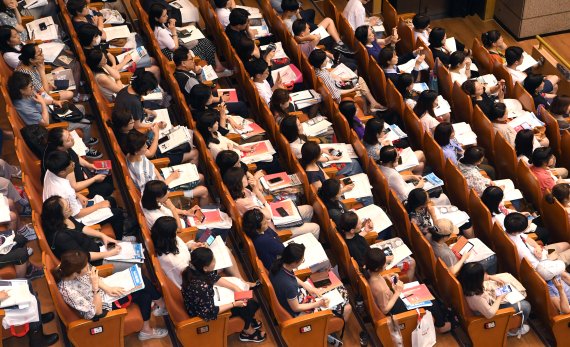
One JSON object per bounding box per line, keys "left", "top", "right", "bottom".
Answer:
{"left": 242, "top": 122, "right": 266, "bottom": 138}
{"left": 218, "top": 89, "right": 238, "bottom": 103}
{"left": 401, "top": 284, "right": 435, "bottom": 305}
{"left": 241, "top": 141, "right": 269, "bottom": 158}
{"left": 93, "top": 160, "right": 112, "bottom": 174}
{"left": 234, "top": 290, "right": 253, "bottom": 301}
{"left": 263, "top": 172, "right": 291, "bottom": 188}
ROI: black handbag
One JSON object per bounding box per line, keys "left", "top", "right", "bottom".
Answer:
{"left": 50, "top": 103, "right": 86, "bottom": 123}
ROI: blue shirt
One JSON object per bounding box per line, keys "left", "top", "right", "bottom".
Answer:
{"left": 442, "top": 138, "right": 463, "bottom": 165}
{"left": 270, "top": 267, "right": 299, "bottom": 317}
{"left": 366, "top": 41, "right": 382, "bottom": 59}
{"left": 253, "top": 228, "right": 284, "bottom": 270}
{"left": 547, "top": 276, "right": 570, "bottom": 307}
{"left": 13, "top": 97, "right": 43, "bottom": 125}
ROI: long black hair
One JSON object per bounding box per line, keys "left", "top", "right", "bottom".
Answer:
{"left": 181, "top": 247, "right": 216, "bottom": 287}
{"left": 151, "top": 216, "right": 179, "bottom": 256}
{"left": 269, "top": 243, "right": 305, "bottom": 275}
{"left": 41, "top": 195, "right": 68, "bottom": 242}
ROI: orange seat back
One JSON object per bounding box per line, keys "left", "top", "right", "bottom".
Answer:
{"left": 443, "top": 159, "right": 470, "bottom": 212}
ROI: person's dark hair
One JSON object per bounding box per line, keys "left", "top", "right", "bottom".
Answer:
{"left": 86, "top": 49, "right": 104, "bottom": 73}
{"left": 281, "top": 0, "right": 300, "bottom": 12}
{"left": 300, "top": 141, "right": 321, "bottom": 168}
{"left": 280, "top": 115, "right": 301, "bottom": 143}
{"left": 77, "top": 23, "right": 102, "bottom": 47}
{"left": 181, "top": 247, "right": 216, "bottom": 287}
{"left": 228, "top": 8, "right": 250, "bottom": 26}
{"left": 292, "top": 19, "right": 308, "bottom": 37}
{"left": 243, "top": 209, "right": 265, "bottom": 240}
{"left": 461, "top": 79, "right": 477, "bottom": 99}
{"left": 395, "top": 73, "right": 414, "bottom": 97}
{"left": 412, "top": 14, "right": 430, "bottom": 30}
{"left": 379, "top": 145, "right": 397, "bottom": 164}
{"left": 514, "top": 129, "right": 534, "bottom": 158}
{"left": 173, "top": 46, "right": 191, "bottom": 66}
{"left": 377, "top": 46, "right": 396, "bottom": 68}
{"left": 405, "top": 188, "right": 428, "bottom": 213}
{"left": 141, "top": 180, "right": 168, "bottom": 210}
{"left": 0, "top": 26, "right": 17, "bottom": 53}
{"left": 449, "top": 51, "right": 466, "bottom": 69}
{"left": 213, "top": 0, "right": 229, "bottom": 9}
{"left": 529, "top": 146, "right": 553, "bottom": 167}
{"left": 18, "top": 43, "right": 37, "bottom": 65}
{"left": 248, "top": 58, "right": 269, "bottom": 78}
{"left": 215, "top": 150, "right": 241, "bottom": 177}
{"left": 108, "top": 109, "right": 133, "bottom": 137}
{"left": 363, "top": 248, "right": 387, "bottom": 279}
{"left": 151, "top": 216, "right": 179, "bottom": 256}
{"left": 546, "top": 183, "right": 570, "bottom": 205}
{"left": 7, "top": 71, "right": 32, "bottom": 100}
{"left": 67, "top": 0, "right": 87, "bottom": 17}
{"left": 505, "top": 46, "right": 523, "bottom": 66}
{"left": 318, "top": 178, "right": 341, "bottom": 202}
{"left": 550, "top": 95, "right": 570, "bottom": 116}
{"left": 131, "top": 70, "right": 158, "bottom": 95}
{"left": 270, "top": 88, "right": 290, "bottom": 120}
{"left": 504, "top": 212, "right": 528, "bottom": 234}
{"left": 428, "top": 27, "right": 446, "bottom": 48}
{"left": 269, "top": 243, "right": 305, "bottom": 275}
{"left": 188, "top": 84, "right": 212, "bottom": 110}
{"left": 355, "top": 25, "right": 370, "bottom": 45}
{"left": 149, "top": 3, "right": 168, "bottom": 29}
{"left": 337, "top": 211, "right": 359, "bottom": 235}
{"left": 308, "top": 49, "right": 327, "bottom": 69}
{"left": 0, "top": 0, "right": 14, "bottom": 13}
{"left": 413, "top": 90, "right": 438, "bottom": 118}
{"left": 489, "top": 102, "right": 507, "bottom": 122}
{"left": 362, "top": 118, "right": 385, "bottom": 146}
{"left": 433, "top": 122, "right": 453, "bottom": 147}
{"left": 339, "top": 100, "right": 358, "bottom": 130}
{"left": 125, "top": 129, "right": 147, "bottom": 155}
{"left": 45, "top": 151, "right": 71, "bottom": 175}
{"left": 459, "top": 146, "right": 485, "bottom": 165}
{"left": 458, "top": 262, "right": 485, "bottom": 296}
{"left": 52, "top": 250, "right": 89, "bottom": 282}
{"left": 481, "top": 30, "right": 501, "bottom": 49}
{"left": 196, "top": 109, "right": 221, "bottom": 146}
{"left": 481, "top": 186, "right": 504, "bottom": 214}
{"left": 223, "top": 167, "right": 246, "bottom": 200}
{"left": 46, "top": 127, "right": 66, "bottom": 153}
{"left": 236, "top": 36, "right": 256, "bottom": 61}
{"left": 41, "top": 195, "right": 67, "bottom": 242}
{"left": 523, "top": 74, "right": 545, "bottom": 95}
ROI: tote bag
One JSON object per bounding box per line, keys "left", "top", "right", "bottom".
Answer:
{"left": 412, "top": 309, "right": 436, "bottom": 347}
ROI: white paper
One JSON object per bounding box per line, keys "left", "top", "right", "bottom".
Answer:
{"left": 170, "top": 0, "right": 200, "bottom": 23}
{"left": 504, "top": 98, "right": 525, "bottom": 119}
{"left": 158, "top": 126, "right": 193, "bottom": 153}
{"left": 342, "top": 173, "right": 373, "bottom": 200}
{"left": 100, "top": 242, "right": 144, "bottom": 262}
{"left": 422, "top": 173, "right": 444, "bottom": 191}
{"left": 23, "top": 0, "right": 48, "bottom": 9}
{"left": 147, "top": 108, "right": 172, "bottom": 138}
{"left": 372, "top": 24, "right": 385, "bottom": 33}
{"left": 398, "top": 57, "right": 429, "bottom": 73}
{"left": 52, "top": 69, "right": 75, "bottom": 91}
{"left": 445, "top": 37, "right": 457, "bottom": 53}
{"left": 385, "top": 124, "right": 408, "bottom": 141}
{"left": 239, "top": 140, "right": 276, "bottom": 164}
{"left": 434, "top": 95, "right": 451, "bottom": 117}
{"left": 354, "top": 204, "right": 393, "bottom": 233}
{"left": 331, "top": 63, "right": 357, "bottom": 80}
{"left": 0, "top": 281, "right": 33, "bottom": 308}
{"left": 213, "top": 277, "right": 249, "bottom": 306}
{"left": 283, "top": 233, "right": 330, "bottom": 271}
{"left": 508, "top": 112, "right": 544, "bottom": 131}
{"left": 0, "top": 195, "right": 11, "bottom": 223}
{"left": 434, "top": 205, "right": 470, "bottom": 227}
{"left": 516, "top": 52, "right": 539, "bottom": 72}
{"left": 235, "top": 5, "right": 261, "bottom": 13}
{"left": 462, "top": 238, "right": 496, "bottom": 263}
{"left": 476, "top": 74, "right": 498, "bottom": 89}
{"left": 70, "top": 130, "right": 88, "bottom": 156}
{"left": 319, "top": 288, "right": 344, "bottom": 309}
{"left": 310, "top": 26, "right": 330, "bottom": 40}
{"left": 100, "top": 265, "right": 145, "bottom": 304}
{"left": 452, "top": 122, "right": 478, "bottom": 146}
{"left": 493, "top": 179, "right": 523, "bottom": 201}
{"left": 161, "top": 163, "right": 199, "bottom": 189}
{"left": 250, "top": 25, "right": 270, "bottom": 38}
{"left": 395, "top": 147, "right": 419, "bottom": 172}
{"left": 116, "top": 46, "right": 147, "bottom": 69}
{"left": 412, "top": 82, "right": 429, "bottom": 93}
{"left": 319, "top": 144, "right": 352, "bottom": 165}
{"left": 103, "top": 25, "right": 131, "bottom": 41}
{"left": 177, "top": 25, "right": 206, "bottom": 43}
{"left": 505, "top": 285, "right": 526, "bottom": 304}
{"left": 271, "top": 65, "right": 298, "bottom": 85}
{"left": 76, "top": 195, "right": 114, "bottom": 226}
{"left": 301, "top": 118, "right": 332, "bottom": 137}
{"left": 40, "top": 42, "right": 65, "bottom": 63}
{"left": 372, "top": 242, "right": 413, "bottom": 269}
{"left": 26, "top": 17, "right": 58, "bottom": 41}
{"left": 260, "top": 41, "right": 287, "bottom": 60}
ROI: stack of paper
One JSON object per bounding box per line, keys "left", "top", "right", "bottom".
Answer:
{"left": 161, "top": 163, "right": 199, "bottom": 189}
{"left": 310, "top": 26, "right": 330, "bottom": 40}
{"left": 452, "top": 237, "right": 495, "bottom": 263}
{"left": 259, "top": 172, "right": 301, "bottom": 192}
{"left": 452, "top": 122, "right": 478, "bottom": 146}
{"left": 493, "top": 179, "right": 523, "bottom": 201}
{"left": 434, "top": 95, "right": 452, "bottom": 117}
{"left": 77, "top": 195, "right": 114, "bottom": 226}
{"left": 142, "top": 86, "right": 164, "bottom": 101}
{"left": 290, "top": 89, "right": 321, "bottom": 109}
{"left": 100, "top": 242, "right": 145, "bottom": 263}
{"left": 342, "top": 173, "right": 373, "bottom": 200}
{"left": 40, "top": 42, "right": 65, "bottom": 63}
{"left": 398, "top": 57, "right": 429, "bottom": 73}
{"left": 422, "top": 172, "right": 444, "bottom": 191}
{"left": 283, "top": 233, "right": 330, "bottom": 272}
{"left": 270, "top": 199, "right": 302, "bottom": 228}
{"left": 434, "top": 205, "right": 470, "bottom": 227}
{"left": 213, "top": 277, "right": 249, "bottom": 306}
{"left": 0, "top": 280, "right": 34, "bottom": 309}
{"left": 240, "top": 140, "right": 276, "bottom": 164}
{"left": 27, "top": 17, "right": 58, "bottom": 41}
{"left": 260, "top": 42, "right": 287, "bottom": 60}
{"left": 315, "top": 288, "right": 345, "bottom": 310}
{"left": 331, "top": 63, "right": 357, "bottom": 80}
{"left": 395, "top": 147, "right": 420, "bottom": 172}
{"left": 100, "top": 265, "right": 145, "bottom": 304}
{"left": 149, "top": 109, "right": 173, "bottom": 138}
{"left": 400, "top": 282, "right": 434, "bottom": 309}
{"left": 158, "top": 126, "right": 193, "bottom": 154}
{"left": 371, "top": 241, "right": 413, "bottom": 269}
{"left": 516, "top": 52, "right": 539, "bottom": 72}
{"left": 177, "top": 25, "right": 206, "bottom": 43}
{"left": 210, "top": 236, "right": 233, "bottom": 270}
{"left": 103, "top": 25, "right": 131, "bottom": 41}
{"left": 116, "top": 46, "right": 148, "bottom": 70}
{"left": 445, "top": 37, "right": 457, "bottom": 53}
{"left": 504, "top": 98, "right": 526, "bottom": 119}
{"left": 385, "top": 124, "right": 408, "bottom": 141}
{"left": 301, "top": 115, "right": 332, "bottom": 136}
{"left": 23, "top": 0, "right": 48, "bottom": 9}
{"left": 70, "top": 130, "right": 88, "bottom": 156}
{"left": 227, "top": 116, "right": 266, "bottom": 139}
{"left": 354, "top": 204, "right": 393, "bottom": 232}
{"left": 271, "top": 64, "right": 300, "bottom": 86}
{"left": 319, "top": 144, "right": 353, "bottom": 165}
{"left": 508, "top": 112, "right": 544, "bottom": 132}
{"left": 190, "top": 209, "right": 233, "bottom": 229}
{"left": 170, "top": 0, "right": 200, "bottom": 23}
{"left": 476, "top": 74, "right": 498, "bottom": 89}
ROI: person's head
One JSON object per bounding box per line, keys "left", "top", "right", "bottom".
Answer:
{"left": 449, "top": 51, "right": 467, "bottom": 69}
{"left": 242, "top": 208, "right": 269, "bottom": 239}
{"left": 270, "top": 242, "right": 305, "bottom": 274}
{"left": 412, "top": 14, "right": 430, "bottom": 31}
{"left": 0, "top": 26, "right": 20, "bottom": 53}
{"left": 481, "top": 30, "right": 506, "bottom": 50}
{"left": 173, "top": 46, "right": 195, "bottom": 70}
{"left": 47, "top": 128, "right": 73, "bottom": 151}
{"left": 428, "top": 218, "right": 458, "bottom": 243}
{"left": 308, "top": 49, "right": 327, "bottom": 69}
{"left": 223, "top": 166, "right": 246, "bottom": 199}
{"left": 395, "top": 73, "right": 414, "bottom": 96}
{"left": 196, "top": 110, "right": 221, "bottom": 145}
{"left": 141, "top": 180, "right": 169, "bottom": 210}
{"left": 549, "top": 95, "right": 570, "bottom": 117}
{"left": 300, "top": 141, "right": 321, "bottom": 168}
{"left": 215, "top": 150, "right": 241, "bottom": 177}
{"left": 458, "top": 262, "right": 486, "bottom": 296}
{"left": 109, "top": 109, "right": 134, "bottom": 134}
{"left": 523, "top": 74, "right": 545, "bottom": 95}
{"left": 405, "top": 188, "right": 429, "bottom": 213}
{"left": 488, "top": 102, "right": 507, "bottom": 122}
{"left": 514, "top": 129, "right": 534, "bottom": 158}
{"left": 364, "top": 248, "right": 387, "bottom": 275}
{"left": 188, "top": 84, "right": 214, "bottom": 110}
{"left": 182, "top": 247, "right": 216, "bottom": 287}
{"left": 413, "top": 90, "right": 438, "bottom": 118}
{"left": 428, "top": 27, "right": 446, "bottom": 48}
{"left": 378, "top": 46, "right": 398, "bottom": 68}
{"left": 379, "top": 145, "right": 398, "bottom": 166}
{"left": 19, "top": 43, "right": 42, "bottom": 66}
{"left": 481, "top": 186, "right": 504, "bottom": 214}
{"left": 461, "top": 79, "right": 484, "bottom": 98}
{"left": 270, "top": 88, "right": 290, "bottom": 116}
{"left": 529, "top": 146, "right": 554, "bottom": 168}
{"left": 547, "top": 183, "right": 570, "bottom": 206}
{"left": 292, "top": 19, "right": 309, "bottom": 37}
{"left": 362, "top": 118, "right": 385, "bottom": 146}
{"left": 236, "top": 36, "right": 259, "bottom": 61}
{"left": 249, "top": 58, "right": 269, "bottom": 81}
{"left": 433, "top": 121, "right": 454, "bottom": 147}
{"left": 45, "top": 151, "right": 73, "bottom": 177}
{"left": 281, "top": 0, "right": 300, "bottom": 13}
{"left": 459, "top": 146, "right": 485, "bottom": 165}
{"left": 337, "top": 211, "right": 359, "bottom": 236}
{"left": 228, "top": 8, "right": 250, "bottom": 29}
{"left": 355, "top": 25, "right": 373, "bottom": 45}
{"left": 67, "top": 0, "right": 88, "bottom": 17}
{"left": 213, "top": 0, "right": 229, "bottom": 9}
{"left": 536, "top": 260, "right": 566, "bottom": 282}
{"left": 339, "top": 100, "right": 357, "bottom": 128}
{"left": 86, "top": 49, "right": 106, "bottom": 72}
{"left": 125, "top": 129, "right": 148, "bottom": 156}
{"left": 280, "top": 115, "right": 302, "bottom": 143}
{"left": 0, "top": 0, "right": 16, "bottom": 12}
{"left": 318, "top": 178, "right": 342, "bottom": 202}
{"left": 7, "top": 71, "right": 33, "bottom": 100}
{"left": 151, "top": 216, "right": 179, "bottom": 256}
{"left": 77, "top": 23, "right": 102, "bottom": 47}
{"left": 149, "top": 3, "right": 169, "bottom": 28}
{"left": 41, "top": 195, "right": 70, "bottom": 237}
{"left": 504, "top": 212, "right": 528, "bottom": 235}
{"left": 505, "top": 46, "right": 524, "bottom": 67}
{"left": 52, "top": 250, "right": 90, "bottom": 282}
{"left": 131, "top": 70, "right": 158, "bottom": 96}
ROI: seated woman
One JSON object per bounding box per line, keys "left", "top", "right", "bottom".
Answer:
{"left": 0, "top": 25, "right": 23, "bottom": 69}
{"left": 224, "top": 167, "right": 320, "bottom": 238}
{"left": 189, "top": 84, "right": 246, "bottom": 127}
{"left": 377, "top": 46, "right": 424, "bottom": 83}
{"left": 237, "top": 36, "right": 277, "bottom": 84}
{"left": 318, "top": 178, "right": 372, "bottom": 225}
{"left": 430, "top": 218, "right": 496, "bottom": 274}
{"left": 428, "top": 27, "right": 468, "bottom": 66}
{"left": 461, "top": 79, "right": 505, "bottom": 118}
{"left": 364, "top": 248, "right": 450, "bottom": 333}
{"left": 339, "top": 100, "right": 365, "bottom": 138}
{"left": 515, "top": 129, "right": 535, "bottom": 164}
{"left": 394, "top": 73, "right": 419, "bottom": 109}
{"left": 125, "top": 130, "right": 210, "bottom": 205}
{"left": 406, "top": 188, "right": 474, "bottom": 238}
{"left": 0, "top": 0, "right": 27, "bottom": 42}
{"left": 152, "top": 215, "right": 242, "bottom": 287}
{"left": 505, "top": 46, "right": 559, "bottom": 94}
{"left": 481, "top": 30, "right": 508, "bottom": 65}
{"left": 449, "top": 51, "right": 473, "bottom": 85}
{"left": 548, "top": 95, "right": 570, "bottom": 131}
{"left": 54, "top": 250, "right": 169, "bottom": 341}
{"left": 413, "top": 90, "right": 450, "bottom": 132}
{"left": 457, "top": 146, "right": 495, "bottom": 195}
{"left": 41, "top": 196, "right": 125, "bottom": 265}
{"left": 529, "top": 147, "right": 568, "bottom": 194}
{"left": 269, "top": 88, "right": 292, "bottom": 126}
{"left": 215, "top": 149, "right": 263, "bottom": 182}
{"left": 545, "top": 183, "right": 570, "bottom": 221}
{"left": 434, "top": 122, "right": 464, "bottom": 164}
{"left": 141, "top": 180, "right": 200, "bottom": 229}
{"left": 0, "top": 207, "right": 42, "bottom": 278}
{"left": 182, "top": 247, "right": 265, "bottom": 342}
{"left": 270, "top": 243, "right": 352, "bottom": 324}
{"left": 86, "top": 49, "right": 125, "bottom": 102}
{"left": 355, "top": 25, "right": 397, "bottom": 59}
{"left": 489, "top": 102, "right": 517, "bottom": 146}
{"left": 67, "top": 0, "right": 105, "bottom": 37}
{"left": 280, "top": 115, "right": 312, "bottom": 158}
{"left": 243, "top": 209, "right": 284, "bottom": 270}
{"left": 114, "top": 70, "right": 162, "bottom": 131}
{"left": 524, "top": 74, "right": 552, "bottom": 109}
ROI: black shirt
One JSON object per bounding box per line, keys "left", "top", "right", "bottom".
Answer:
{"left": 174, "top": 69, "right": 200, "bottom": 100}
{"left": 48, "top": 218, "right": 100, "bottom": 263}
{"left": 345, "top": 234, "right": 370, "bottom": 267}
{"left": 115, "top": 87, "right": 145, "bottom": 121}
{"left": 225, "top": 26, "right": 249, "bottom": 49}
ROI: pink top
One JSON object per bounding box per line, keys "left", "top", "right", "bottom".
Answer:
{"left": 529, "top": 166, "right": 555, "bottom": 194}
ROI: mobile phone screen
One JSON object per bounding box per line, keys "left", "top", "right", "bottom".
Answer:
{"left": 268, "top": 177, "right": 283, "bottom": 184}
{"left": 194, "top": 210, "right": 206, "bottom": 223}
{"left": 343, "top": 178, "right": 353, "bottom": 185}
{"left": 86, "top": 200, "right": 95, "bottom": 207}
{"left": 206, "top": 235, "right": 215, "bottom": 246}
{"left": 459, "top": 242, "right": 474, "bottom": 255}
{"left": 495, "top": 285, "right": 512, "bottom": 296}
{"left": 276, "top": 207, "right": 288, "bottom": 217}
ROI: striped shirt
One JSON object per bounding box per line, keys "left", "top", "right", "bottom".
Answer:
{"left": 315, "top": 68, "right": 341, "bottom": 103}
{"left": 127, "top": 156, "right": 157, "bottom": 191}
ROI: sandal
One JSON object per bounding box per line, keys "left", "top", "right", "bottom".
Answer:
{"left": 251, "top": 319, "right": 262, "bottom": 330}
{"left": 239, "top": 330, "right": 266, "bottom": 343}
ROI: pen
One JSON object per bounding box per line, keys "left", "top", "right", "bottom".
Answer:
{"left": 402, "top": 293, "right": 413, "bottom": 299}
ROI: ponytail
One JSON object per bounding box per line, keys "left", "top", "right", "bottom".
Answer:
{"left": 270, "top": 255, "right": 285, "bottom": 275}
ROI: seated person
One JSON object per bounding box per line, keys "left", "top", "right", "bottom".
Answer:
{"left": 86, "top": 49, "right": 125, "bottom": 102}
{"left": 318, "top": 178, "right": 373, "bottom": 225}
{"left": 536, "top": 261, "right": 570, "bottom": 314}
{"left": 434, "top": 122, "right": 464, "bottom": 164}
{"left": 461, "top": 79, "right": 505, "bottom": 118}
{"left": 226, "top": 8, "right": 271, "bottom": 48}
{"left": 378, "top": 46, "right": 424, "bottom": 83}
{"left": 548, "top": 95, "right": 570, "bottom": 131}
{"left": 237, "top": 36, "right": 276, "bottom": 84}
{"left": 249, "top": 58, "right": 285, "bottom": 104}
{"left": 343, "top": 0, "right": 380, "bottom": 30}
{"left": 182, "top": 247, "right": 266, "bottom": 342}
{"left": 505, "top": 46, "right": 559, "bottom": 94}
{"left": 545, "top": 183, "right": 570, "bottom": 222}
{"left": 243, "top": 209, "right": 284, "bottom": 270}
{"left": 215, "top": 149, "right": 264, "bottom": 181}
{"left": 269, "top": 88, "right": 292, "bottom": 126}
{"left": 0, "top": 25, "right": 24, "bottom": 69}
{"left": 489, "top": 102, "right": 517, "bottom": 145}
{"left": 355, "top": 25, "right": 398, "bottom": 60}
{"left": 54, "top": 250, "right": 169, "bottom": 341}
{"left": 214, "top": 0, "right": 235, "bottom": 28}
{"left": 339, "top": 100, "right": 365, "bottom": 138}
{"left": 394, "top": 73, "right": 419, "bottom": 109}
{"left": 449, "top": 51, "right": 473, "bottom": 85}
{"left": 413, "top": 90, "right": 450, "bottom": 132}
{"left": 0, "top": 209, "right": 42, "bottom": 278}
{"left": 529, "top": 147, "right": 568, "bottom": 194}
{"left": 481, "top": 30, "right": 508, "bottom": 65}
{"left": 378, "top": 145, "right": 426, "bottom": 201}
{"left": 271, "top": 0, "right": 316, "bottom": 22}
{"left": 114, "top": 70, "right": 161, "bottom": 131}
{"left": 514, "top": 129, "right": 535, "bottom": 164}
{"left": 189, "top": 84, "right": 247, "bottom": 125}
{"left": 457, "top": 146, "right": 495, "bottom": 195}
{"left": 524, "top": 74, "right": 552, "bottom": 109}
{"left": 364, "top": 248, "right": 450, "bottom": 333}
{"left": 412, "top": 14, "right": 430, "bottom": 46}
{"left": 428, "top": 27, "right": 468, "bottom": 66}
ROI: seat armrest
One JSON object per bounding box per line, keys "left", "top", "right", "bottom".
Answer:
{"left": 277, "top": 230, "right": 293, "bottom": 241}
{"left": 46, "top": 122, "right": 70, "bottom": 130}
{"left": 151, "top": 157, "right": 170, "bottom": 169}
{"left": 294, "top": 268, "right": 312, "bottom": 281}
{"left": 178, "top": 227, "right": 199, "bottom": 243}
{"left": 307, "top": 136, "right": 321, "bottom": 144}
{"left": 167, "top": 191, "right": 184, "bottom": 199}
{"left": 364, "top": 232, "right": 379, "bottom": 244}
{"left": 247, "top": 163, "right": 257, "bottom": 173}
{"left": 21, "top": 16, "right": 34, "bottom": 25}
{"left": 90, "top": 2, "right": 105, "bottom": 10}
{"left": 108, "top": 48, "right": 124, "bottom": 56}
{"left": 292, "top": 112, "right": 309, "bottom": 122}
{"left": 341, "top": 198, "right": 361, "bottom": 210}
{"left": 96, "top": 264, "right": 115, "bottom": 277}
{"left": 323, "top": 167, "right": 338, "bottom": 178}
{"left": 357, "top": 114, "right": 375, "bottom": 124}
{"left": 120, "top": 72, "right": 133, "bottom": 84}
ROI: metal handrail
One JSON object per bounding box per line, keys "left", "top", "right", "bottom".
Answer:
{"left": 536, "top": 35, "right": 570, "bottom": 70}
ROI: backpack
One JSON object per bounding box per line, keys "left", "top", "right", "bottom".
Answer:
{"left": 20, "top": 125, "right": 48, "bottom": 158}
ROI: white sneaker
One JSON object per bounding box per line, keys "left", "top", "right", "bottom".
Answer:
{"left": 152, "top": 305, "right": 168, "bottom": 317}
{"left": 122, "top": 236, "right": 137, "bottom": 242}
{"left": 138, "top": 328, "right": 168, "bottom": 341}
{"left": 507, "top": 324, "right": 530, "bottom": 337}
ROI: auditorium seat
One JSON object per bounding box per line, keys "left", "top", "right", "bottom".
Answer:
{"left": 444, "top": 159, "right": 470, "bottom": 212}
{"left": 471, "top": 38, "right": 493, "bottom": 76}
{"left": 451, "top": 81, "right": 473, "bottom": 123}
{"left": 493, "top": 133, "right": 518, "bottom": 181}
{"left": 468, "top": 190, "right": 495, "bottom": 248}
{"left": 422, "top": 133, "right": 446, "bottom": 178}
{"left": 491, "top": 223, "right": 521, "bottom": 277}
{"left": 470, "top": 105, "right": 496, "bottom": 164}
{"left": 409, "top": 223, "right": 437, "bottom": 284}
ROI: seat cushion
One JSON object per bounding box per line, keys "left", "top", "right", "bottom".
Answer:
{"left": 228, "top": 316, "right": 244, "bottom": 334}
{"left": 327, "top": 317, "right": 344, "bottom": 334}
{"left": 0, "top": 266, "right": 17, "bottom": 279}
{"left": 124, "top": 304, "right": 144, "bottom": 336}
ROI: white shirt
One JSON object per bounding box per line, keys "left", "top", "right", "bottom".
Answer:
{"left": 142, "top": 202, "right": 174, "bottom": 229}
{"left": 43, "top": 170, "right": 82, "bottom": 216}
{"left": 3, "top": 52, "right": 20, "bottom": 69}
{"left": 420, "top": 113, "right": 439, "bottom": 133}
{"left": 208, "top": 132, "right": 240, "bottom": 160}
{"left": 290, "top": 138, "right": 304, "bottom": 158}
{"left": 506, "top": 66, "right": 527, "bottom": 85}
{"left": 379, "top": 165, "right": 413, "bottom": 201}
{"left": 154, "top": 26, "right": 175, "bottom": 50}
{"left": 343, "top": 0, "right": 366, "bottom": 30}
{"left": 216, "top": 7, "right": 231, "bottom": 28}
{"left": 158, "top": 236, "right": 190, "bottom": 288}
{"left": 450, "top": 70, "right": 467, "bottom": 85}
{"left": 414, "top": 30, "right": 429, "bottom": 46}
{"left": 254, "top": 80, "right": 273, "bottom": 104}
{"left": 508, "top": 232, "right": 539, "bottom": 268}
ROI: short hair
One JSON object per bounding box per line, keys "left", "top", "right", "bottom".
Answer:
{"left": 505, "top": 46, "right": 524, "bottom": 66}
{"left": 67, "top": 0, "right": 87, "bottom": 17}
{"left": 461, "top": 79, "right": 477, "bottom": 96}
{"left": 459, "top": 146, "right": 485, "bottom": 165}
{"left": 281, "top": 0, "right": 300, "bottom": 12}
{"left": 229, "top": 8, "right": 250, "bottom": 26}
{"left": 529, "top": 146, "right": 553, "bottom": 167}
{"left": 188, "top": 84, "right": 212, "bottom": 110}
{"left": 379, "top": 145, "right": 397, "bottom": 164}
{"left": 173, "top": 46, "right": 191, "bottom": 66}
{"left": 488, "top": 102, "right": 507, "bottom": 121}
{"left": 213, "top": 0, "right": 229, "bottom": 9}
{"left": 412, "top": 14, "right": 430, "bottom": 30}
{"left": 449, "top": 51, "right": 466, "bottom": 69}
{"left": 337, "top": 211, "right": 358, "bottom": 235}
{"left": 428, "top": 27, "right": 446, "bottom": 48}
{"left": 215, "top": 150, "right": 240, "bottom": 177}
{"left": 377, "top": 46, "right": 396, "bottom": 68}
{"left": 318, "top": 178, "right": 341, "bottom": 202}
{"left": 45, "top": 150, "right": 71, "bottom": 174}
{"left": 433, "top": 122, "right": 453, "bottom": 147}
{"left": 125, "top": 129, "right": 147, "bottom": 155}
{"left": 481, "top": 30, "right": 501, "bottom": 48}
{"left": 7, "top": 71, "right": 32, "bottom": 100}
{"left": 18, "top": 43, "right": 37, "bottom": 65}
{"left": 248, "top": 58, "right": 269, "bottom": 78}
{"left": 354, "top": 25, "right": 369, "bottom": 45}
{"left": 292, "top": 19, "right": 308, "bottom": 36}
{"left": 504, "top": 212, "right": 528, "bottom": 234}
{"left": 308, "top": 49, "right": 327, "bottom": 68}
{"left": 523, "top": 74, "right": 545, "bottom": 94}
{"left": 131, "top": 70, "right": 158, "bottom": 95}
{"left": 141, "top": 180, "right": 168, "bottom": 209}
{"left": 364, "top": 248, "right": 387, "bottom": 273}
{"left": 77, "top": 23, "right": 102, "bottom": 47}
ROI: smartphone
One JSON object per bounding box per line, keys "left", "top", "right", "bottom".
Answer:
{"left": 205, "top": 235, "right": 215, "bottom": 246}
{"left": 343, "top": 177, "right": 353, "bottom": 185}
{"left": 495, "top": 285, "right": 512, "bottom": 296}
{"left": 383, "top": 247, "right": 393, "bottom": 257}
{"left": 382, "top": 127, "right": 392, "bottom": 134}
{"left": 107, "top": 242, "right": 116, "bottom": 250}
{"left": 392, "top": 275, "right": 398, "bottom": 285}
{"left": 397, "top": 156, "right": 403, "bottom": 165}
{"left": 147, "top": 114, "right": 157, "bottom": 122}
{"left": 86, "top": 200, "right": 95, "bottom": 207}
{"left": 194, "top": 209, "right": 206, "bottom": 223}
{"left": 459, "top": 242, "right": 474, "bottom": 255}
{"left": 268, "top": 176, "right": 283, "bottom": 184}
{"left": 276, "top": 207, "right": 289, "bottom": 217}
{"left": 330, "top": 149, "right": 342, "bottom": 157}
{"left": 39, "top": 22, "right": 47, "bottom": 30}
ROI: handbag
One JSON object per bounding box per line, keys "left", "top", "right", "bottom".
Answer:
{"left": 50, "top": 103, "right": 86, "bottom": 123}
{"left": 411, "top": 309, "right": 436, "bottom": 347}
